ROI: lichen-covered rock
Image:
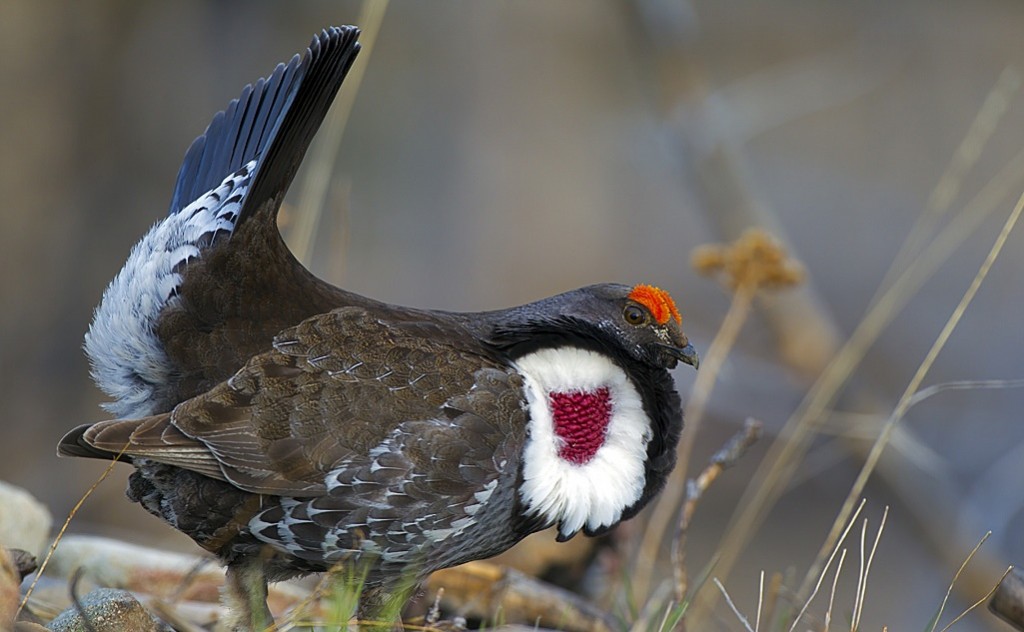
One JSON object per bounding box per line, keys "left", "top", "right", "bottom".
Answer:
{"left": 45, "top": 588, "right": 168, "bottom": 632}
{"left": 0, "top": 482, "right": 52, "bottom": 558}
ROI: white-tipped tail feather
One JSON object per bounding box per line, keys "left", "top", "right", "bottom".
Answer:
{"left": 84, "top": 163, "right": 253, "bottom": 418}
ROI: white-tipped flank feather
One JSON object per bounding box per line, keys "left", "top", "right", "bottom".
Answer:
{"left": 514, "top": 347, "right": 651, "bottom": 538}
{"left": 84, "top": 162, "right": 254, "bottom": 419}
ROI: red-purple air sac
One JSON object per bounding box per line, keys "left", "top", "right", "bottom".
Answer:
{"left": 549, "top": 387, "right": 612, "bottom": 464}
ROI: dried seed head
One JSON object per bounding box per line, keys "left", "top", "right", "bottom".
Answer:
{"left": 691, "top": 229, "right": 804, "bottom": 292}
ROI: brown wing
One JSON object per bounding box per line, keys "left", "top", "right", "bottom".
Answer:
{"left": 68, "top": 306, "right": 519, "bottom": 498}
{"left": 250, "top": 365, "right": 528, "bottom": 572}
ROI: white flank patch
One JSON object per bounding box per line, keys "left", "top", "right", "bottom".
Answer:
{"left": 514, "top": 347, "right": 651, "bottom": 539}
{"left": 84, "top": 162, "right": 254, "bottom": 419}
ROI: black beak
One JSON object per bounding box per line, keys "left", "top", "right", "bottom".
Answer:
{"left": 660, "top": 343, "right": 700, "bottom": 370}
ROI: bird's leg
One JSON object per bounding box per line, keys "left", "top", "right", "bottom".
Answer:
{"left": 357, "top": 580, "right": 422, "bottom": 630}
{"left": 220, "top": 559, "right": 274, "bottom": 631}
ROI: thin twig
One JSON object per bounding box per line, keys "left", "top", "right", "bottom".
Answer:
{"left": 636, "top": 285, "right": 756, "bottom": 600}
{"left": 672, "top": 419, "right": 762, "bottom": 602}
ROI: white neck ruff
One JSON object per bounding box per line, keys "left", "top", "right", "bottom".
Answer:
{"left": 514, "top": 347, "right": 651, "bottom": 539}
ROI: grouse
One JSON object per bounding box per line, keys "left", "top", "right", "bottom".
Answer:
{"left": 58, "top": 26, "right": 699, "bottom": 629}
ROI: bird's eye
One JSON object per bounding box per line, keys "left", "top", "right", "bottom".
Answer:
{"left": 624, "top": 304, "right": 647, "bottom": 326}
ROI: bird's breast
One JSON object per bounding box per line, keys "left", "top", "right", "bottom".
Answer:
{"left": 548, "top": 387, "right": 612, "bottom": 464}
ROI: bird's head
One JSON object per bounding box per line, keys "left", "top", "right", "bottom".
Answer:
{"left": 598, "top": 283, "right": 699, "bottom": 371}
{"left": 484, "top": 283, "right": 699, "bottom": 373}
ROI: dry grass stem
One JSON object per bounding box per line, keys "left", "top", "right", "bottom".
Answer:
{"left": 672, "top": 419, "right": 762, "bottom": 602}
{"left": 288, "top": 0, "right": 388, "bottom": 264}
{"left": 693, "top": 147, "right": 1024, "bottom": 626}
{"left": 655, "top": 603, "right": 674, "bottom": 632}
{"left": 273, "top": 560, "right": 365, "bottom": 631}
{"left": 804, "top": 189, "right": 1024, "bottom": 598}
{"left": 928, "top": 532, "right": 993, "bottom": 632}
{"left": 788, "top": 499, "right": 866, "bottom": 632}
{"left": 17, "top": 443, "right": 129, "bottom": 621}
{"left": 814, "top": 376, "right": 1024, "bottom": 438}
{"left": 907, "top": 377, "right": 1024, "bottom": 408}
{"left": 762, "top": 573, "right": 783, "bottom": 632}
{"left": 851, "top": 507, "right": 887, "bottom": 631}
{"left": 873, "top": 66, "right": 1020, "bottom": 301}
{"left": 755, "top": 570, "right": 764, "bottom": 632}
{"left": 853, "top": 518, "right": 867, "bottom": 628}
{"left": 713, "top": 578, "right": 754, "bottom": 632}
{"left": 628, "top": 581, "right": 674, "bottom": 632}
{"left": 939, "top": 567, "right": 1013, "bottom": 632}
{"left": 824, "top": 548, "right": 847, "bottom": 632}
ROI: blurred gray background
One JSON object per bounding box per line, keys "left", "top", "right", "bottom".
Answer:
{"left": 3, "top": 1, "right": 1024, "bottom": 629}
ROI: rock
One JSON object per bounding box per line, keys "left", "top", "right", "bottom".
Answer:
{"left": 6, "top": 548, "right": 38, "bottom": 581}
{"left": 47, "top": 535, "right": 311, "bottom": 612}
{"left": 0, "top": 482, "right": 52, "bottom": 558}
{"left": 45, "top": 588, "right": 168, "bottom": 632}
{"left": 47, "top": 536, "right": 223, "bottom": 603}
{"left": 18, "top": 576, "right": 74, "bottom": 617}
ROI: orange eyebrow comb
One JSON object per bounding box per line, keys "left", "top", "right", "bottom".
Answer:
{"left": 628, "top": 284, "right": 681, "bottom": 325}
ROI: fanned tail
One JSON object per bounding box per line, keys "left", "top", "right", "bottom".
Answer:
{"left": 84, "top": 27, "right": 362, "bottom": 419}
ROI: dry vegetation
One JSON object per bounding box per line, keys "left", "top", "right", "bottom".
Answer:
{"left": 4, "top": 3, "right": 1024, "bottom": 631}
{"left": 10, "top": 200, "right": 1023, "bottom": 629}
